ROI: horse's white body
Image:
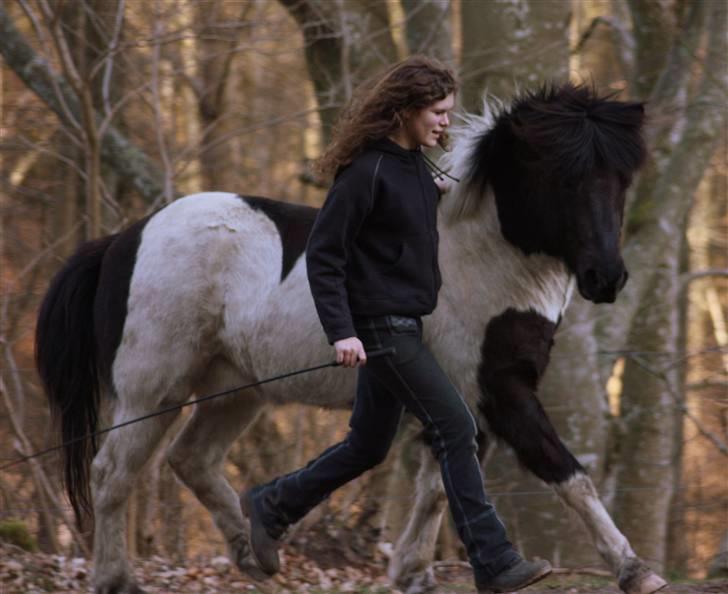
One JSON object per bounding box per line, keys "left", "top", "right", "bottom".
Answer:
{"left": 88, "top": 108, "right": 666, "bottom": 594}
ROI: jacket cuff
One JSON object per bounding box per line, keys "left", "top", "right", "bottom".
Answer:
{"left": 326, "top": 325, "right": 357, "bottom": 345}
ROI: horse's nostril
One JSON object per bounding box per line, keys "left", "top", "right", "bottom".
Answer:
{"left": 584, "top": 269, "right": 599, "bottom": 288}
{"left": 620, "top": 269, "right": 629, "bottom": 289}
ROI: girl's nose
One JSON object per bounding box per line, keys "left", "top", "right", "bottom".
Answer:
{"left": 442, "top": 113, "right": 450, "bottom": 127}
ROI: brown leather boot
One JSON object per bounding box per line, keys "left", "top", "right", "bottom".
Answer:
{"left": 477, "top": 558, "right": 552, "bottom": 593}
{"left": 240, "top": 488, "right": 281, "bottom": 576}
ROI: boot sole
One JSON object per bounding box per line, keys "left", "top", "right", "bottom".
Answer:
{"left": 479, "top": 564, "right": 553, "bottom": 593}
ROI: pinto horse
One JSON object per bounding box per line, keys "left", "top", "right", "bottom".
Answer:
{"left": 36, "top": 83, "right": 666, "bottom": 594}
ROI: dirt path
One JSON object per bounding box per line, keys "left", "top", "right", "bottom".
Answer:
{"left": 2, "top": 543, "right": 727, "bottom": 593}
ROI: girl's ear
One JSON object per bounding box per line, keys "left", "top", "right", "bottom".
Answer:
{"left": 400, "top": 107, "right": 415, "bottom": 122}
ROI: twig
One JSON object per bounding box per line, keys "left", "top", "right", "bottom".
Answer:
{"left": 0, "top": 367, "right": 91, "bottom": 557}
{"left": 433, "top": 559, "right": 612, "bottom": 577}
{"left": 625, "top": 353, "right": 728, "bottom": 456}
{"left": 102, "top": 0, "right": 126, "bottom": 119}
{"left": 683, "top": 268, "right": 728, "bottom": 283}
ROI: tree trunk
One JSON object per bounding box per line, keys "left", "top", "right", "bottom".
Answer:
{"left": 278, "top": 0, "right": 344, "bottom": 143}
{"left": 612, "top": 252, "right": 682, "bottom": 573}
{"left": 596, "top": 0, "right": 723, "bottom": 365}
{"left": 400, "top": 0, "right": 453, "bottom": 63}
{"left": 279, "top": 0, "right": 397, "bottom": 143}
{"left": 609, "top": 2, "right": 726, "bottom": 572}
{"left": 460, "top": 0, "right": 571, "bottom": 110}
{"left": 195, "top": 1, "right": 246, "bottom": 190}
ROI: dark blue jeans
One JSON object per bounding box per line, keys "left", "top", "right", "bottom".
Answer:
{"left": 254, "top": 315, "right": 520, "bottom": 583}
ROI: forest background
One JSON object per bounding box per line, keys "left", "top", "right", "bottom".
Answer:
{"left": 0, "top": 0, "right": 726, "bottom": 589}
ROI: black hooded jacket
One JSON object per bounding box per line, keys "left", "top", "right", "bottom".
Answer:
{"left": 306, "top": 137, "right": 442, "bottom": 344}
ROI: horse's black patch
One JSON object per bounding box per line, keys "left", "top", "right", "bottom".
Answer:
{"left": 239, "top": 195, "right": 318, "bottom": 282}
{"left": 477, "top": 308, "right": 583, "bottom": 483}
{"left": 94, "top": 216, "right": 150, "bottom": 388}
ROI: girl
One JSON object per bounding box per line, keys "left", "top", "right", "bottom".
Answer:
{"left": 240, "top": 55, "right": 552, "bottom": 594}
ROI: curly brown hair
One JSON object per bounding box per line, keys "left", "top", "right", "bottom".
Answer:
{"left": 316, "top": 55, "right": 458, "bottom": 178}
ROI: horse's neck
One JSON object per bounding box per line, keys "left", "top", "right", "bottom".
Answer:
{"left": 435, "top": 189, "right": 574, "bottom": 336}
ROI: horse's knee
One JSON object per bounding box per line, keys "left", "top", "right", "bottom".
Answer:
{"left": 481, "top": 370, "right": 581, "bottom": 481}
{"left": 477, "top": 309, "right": 583, "bottom": 482}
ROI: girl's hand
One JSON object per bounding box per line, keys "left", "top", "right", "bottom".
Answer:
{"left": 434, "top": 176, "right": 450, "bottom": 195}
{"left": 334, "top": 337, "right": 367, "bottom": 368}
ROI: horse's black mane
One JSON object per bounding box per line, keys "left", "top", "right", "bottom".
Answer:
{"left": 467, "top": 82, "right": 646, "bottom": 195}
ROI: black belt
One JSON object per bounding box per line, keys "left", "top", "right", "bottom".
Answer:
{"left": 355, "top": 314, "right": 421, "bottom": 331}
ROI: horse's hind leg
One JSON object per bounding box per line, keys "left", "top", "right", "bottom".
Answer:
{"left": 92, "top": 400, "right": 181, "bottom": 594}
{"left": 388, "top": 446, "right": 447, "bottom": 594}
{"left": 167, "top": 357, "right": 266, "bottom": 575}
{"left": 388, "top": 430, "right": 491, "bottom": 594}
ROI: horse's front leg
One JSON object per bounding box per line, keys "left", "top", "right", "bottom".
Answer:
{"left": 553, "top": 475, "right": 668, "bottom": 594}
{"left": 478, "top": 309, "right": 667, "bottom": 594}
{"left": 387, "top": 445, "right": 447, "bottom": 594}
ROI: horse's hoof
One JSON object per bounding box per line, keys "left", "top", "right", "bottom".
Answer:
{"left": 394, "top": 567, "right": 438, "bottom": 594}
{"left": 228, "top": 532, "right": 272, "bottom": 582}
{"left": 618, "top": 558, "right": 668, "bottom": 594}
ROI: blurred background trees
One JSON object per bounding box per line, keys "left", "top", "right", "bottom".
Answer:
{"left": 0, "top": 0, "right": 725, "bottom": 581}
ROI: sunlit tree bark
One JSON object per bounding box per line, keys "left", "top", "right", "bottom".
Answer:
{"left": 278, "top": 0, "right": 397, "bottom": 143}
{"left": 400, "top": 0, "right": 453, "bottom": 63}
{"left": 194, "top": 1, "right": 249, "bottom": 190}
{"left": 460, "top": 0, "right": 571, "bottom": 110}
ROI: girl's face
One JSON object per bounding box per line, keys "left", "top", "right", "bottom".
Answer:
{"left": 401, "top": 93, "right": 455, "bottom": 149}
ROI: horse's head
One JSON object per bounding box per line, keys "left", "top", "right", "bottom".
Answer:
{"left": 467, "top": 83, "right": 646, "bottom": 304}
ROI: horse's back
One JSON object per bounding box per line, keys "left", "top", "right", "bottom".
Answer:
{"left": 105, "top": 193, "right": 285, "bottom": 395}
{"left": 102, "top": 191, "right": 341, "bottom": 406}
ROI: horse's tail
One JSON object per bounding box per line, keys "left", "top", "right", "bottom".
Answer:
{"left": 35, "top": 234, "right": 116, "bottom": 524}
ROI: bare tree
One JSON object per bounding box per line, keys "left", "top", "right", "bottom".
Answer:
{"left": 400, "top": 0, "right": 453, "bottom": 63}
{"left": 0, "top": 4, "right": 164, "bottom": 204}
{"left": 460, "top": 0, "right": 571, "bottom": 110}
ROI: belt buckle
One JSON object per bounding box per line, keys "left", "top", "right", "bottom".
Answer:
{"left": 389, "top": 315, "right": 417, "bottom": 330}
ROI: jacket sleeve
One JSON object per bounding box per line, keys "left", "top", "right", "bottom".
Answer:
{"left": 306, "top": 166, "right": 374, "bottom": 345}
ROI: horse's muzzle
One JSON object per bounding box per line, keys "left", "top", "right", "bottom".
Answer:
{"left": 578, "top": 266, "right": 628, "bottom": 304}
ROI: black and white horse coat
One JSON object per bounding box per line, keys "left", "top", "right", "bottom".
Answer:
{"left": 36, "top": 84, "right": 667, "bottom": 594}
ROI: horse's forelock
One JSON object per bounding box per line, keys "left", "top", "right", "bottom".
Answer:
{"left": 509, "top": 82, "right": 646, "bottom": 178}
{"left": 440, "top": 83, "right": 645, "bottom": 224}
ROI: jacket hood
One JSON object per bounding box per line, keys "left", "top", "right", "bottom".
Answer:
{"left": 368, "top": 137, "right": 422, "bottom": 162}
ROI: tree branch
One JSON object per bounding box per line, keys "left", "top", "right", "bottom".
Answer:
{"left": 625, "top": 352, "right": 728, "bottom": 457}
{"left": 0, "top": 5, "right": 165, "bottom": 204}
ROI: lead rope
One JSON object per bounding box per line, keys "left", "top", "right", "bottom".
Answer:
{"left": 0, "top": 347, "right": 396, "bottom": 471}
{"left": 421, "top": 152, "right": 461, "bottom": 183}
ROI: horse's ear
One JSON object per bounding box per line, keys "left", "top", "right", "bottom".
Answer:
{"left": 625, "top": 101, "right": 647, "bottom": 128}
